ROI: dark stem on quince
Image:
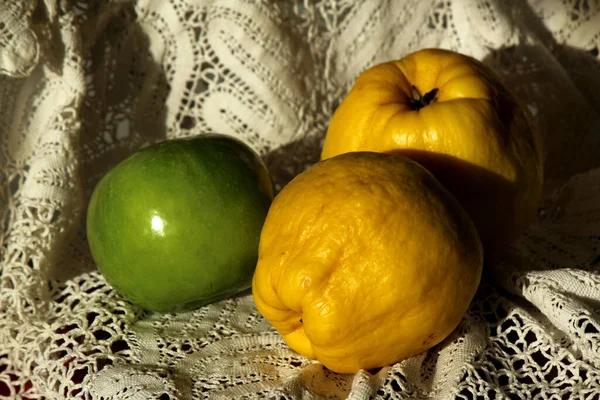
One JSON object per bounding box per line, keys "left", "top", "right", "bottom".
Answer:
{"left": 410, "top": 85, "right": 439, "bottom": 111}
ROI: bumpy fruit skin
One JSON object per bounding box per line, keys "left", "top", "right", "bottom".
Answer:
{"left": 253, "top": 152, "right": 483, "bottom": 374}
{"left": 87, "top": 134, "right": 273, "bottom": 313}
{"left": 322, "top": 48, "right": 544, "bottom": 256}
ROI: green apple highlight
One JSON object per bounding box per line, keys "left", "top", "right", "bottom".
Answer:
{"left": 86, "top": 134, "right": 273, "bottom": 313}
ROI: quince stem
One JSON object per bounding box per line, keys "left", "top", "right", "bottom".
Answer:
{"left": 410, "top": 85, "right": 439, "bottom": 110}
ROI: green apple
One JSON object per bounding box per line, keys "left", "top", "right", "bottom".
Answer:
{"left": 86, "top": 134, "right": 273, "bottom": 313}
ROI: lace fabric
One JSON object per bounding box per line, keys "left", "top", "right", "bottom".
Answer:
{"left": 1, "top": 0, "right": 600, "bottom": 398}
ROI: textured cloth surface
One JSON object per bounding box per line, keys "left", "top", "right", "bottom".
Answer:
{"left": 1, "top": 0, "right": 600, "bottom": 398}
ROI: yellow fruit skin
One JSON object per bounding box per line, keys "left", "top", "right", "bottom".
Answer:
{"left": 252, "top": 152, "right": 483, "bottom": 374}
{"left": 321, "top": 48, "right": 544, "bottom": 256}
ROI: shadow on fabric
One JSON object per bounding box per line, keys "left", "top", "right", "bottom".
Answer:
{"left": 48, "top": 5, "right": 170, "bottom": 281}
{"left": 483, "top": 0, "right": 600, "bottom": 197}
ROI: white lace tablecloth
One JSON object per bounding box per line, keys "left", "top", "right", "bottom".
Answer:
{"left": 1, "top": 0, "right": 600, "bottom": 398}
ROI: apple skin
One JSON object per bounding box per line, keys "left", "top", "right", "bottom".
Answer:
{"left": 86, "top": 134, "right": 273, "bottom": 313}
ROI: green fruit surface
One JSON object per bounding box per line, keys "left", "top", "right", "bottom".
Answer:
{"left": 86, "top": 134, "right": 273, "bottom": 313}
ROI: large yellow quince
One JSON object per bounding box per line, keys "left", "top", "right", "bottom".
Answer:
{"left": 322, "top": 48, "right": 544, "bottom": 256}
{"left": 252, "top": 152, "right": 483, "bottom": 374}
